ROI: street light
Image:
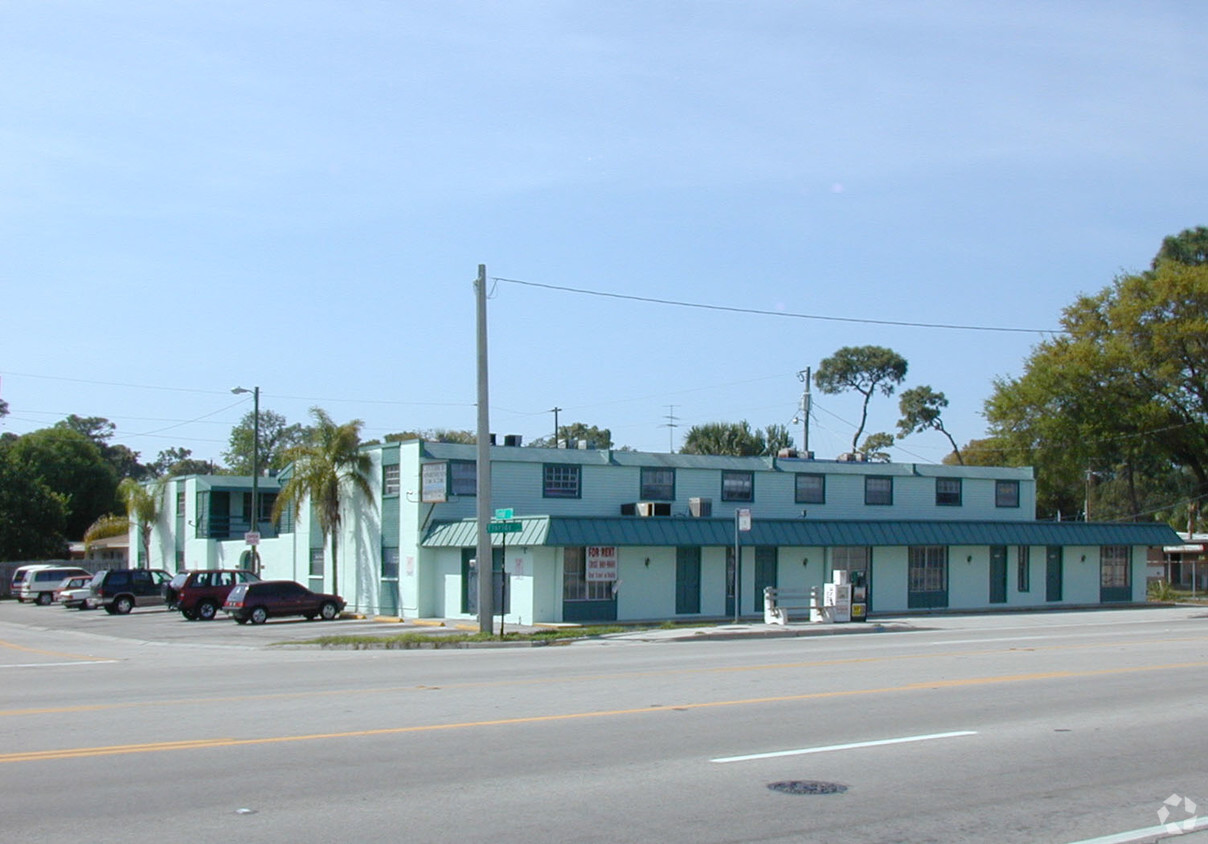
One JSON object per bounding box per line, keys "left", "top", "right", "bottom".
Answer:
{"left": 232, "top": 386, "right": 260, "bottom": 573}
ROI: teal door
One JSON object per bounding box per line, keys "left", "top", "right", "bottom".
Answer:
{"left": 1046, "top": 546, "right": 1063, "bottom": 602}
{"left": 675, "top": 547, "right": 701, "bottom": 614}
{"left": 989, "top": 546, "right": 1007, "bottom": 604}
{"left": 754, "top": 547, "right": 778, "bottom": 612}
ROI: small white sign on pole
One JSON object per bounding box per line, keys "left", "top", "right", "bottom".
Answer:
{"left": 244, "top": 532, "right": 260, "bottom": 546}
{"left": 737, "top": 508, "right": 752, "bottom": 532}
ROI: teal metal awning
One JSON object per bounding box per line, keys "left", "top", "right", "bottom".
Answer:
{"left": 422, "top": 517, "right": 1181, "bottom": 549}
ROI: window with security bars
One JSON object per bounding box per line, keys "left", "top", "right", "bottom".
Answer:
{"left": 935, "top": 478, "right": 961, "bottom": 506}
{"left": 908, "top": 546, "right": 947, "bottom": 592}
{"left": 450, "top": 460, "right": 476, "bottom": 496}
{"left": 562, "top": 547, "right": 613, "bottom": 601}
{"left": 1017, "top": 546, "right": 1031, "bottom": 591}
{"left": 640, "top": 467, "right": 675, "bottom": 500}
{"left": 721, "top": 471, "right": 753, "bottom": 502}
{"left": 795, "top": 473, "right": 825, "bottom": 504}
{"left": 996, "top": 480, "right": 1020, "bottom": 508}
{"left": 1100, "top": 545, "right": 1130, "bottom": 588}
{"left": 865, "top": 476, "right": 893, "bottom": 506}
{"left": 544, "top": 464, "right": 581, "bottom": 498}
{"left": 383, "top": 464, "right": 400, "bottom": 496}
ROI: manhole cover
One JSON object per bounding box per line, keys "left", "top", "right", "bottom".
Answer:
{"left": 767, "top": 780, "right": 848, "bottom": 795}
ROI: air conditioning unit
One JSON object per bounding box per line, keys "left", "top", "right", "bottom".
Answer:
{"left": 503, "top": 434, "right": 523, "bottom": 447}
{"left": 689, "top": 497, "right": 712, "bottom": 518}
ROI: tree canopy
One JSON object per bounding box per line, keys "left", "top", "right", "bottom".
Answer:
{"left": 223, "top": 409, "right": 310, "bottom": 475}
{"left": 680, "top": 421, "right": 793, "bottom": 456}
{"left": 0, "top": 439, "right": 68, "bottom": 560}
{"left": 7, "top": 427, "right": 119, "bottom": 539}
{"left": 983, "top": 227, "right": 1208, "bottom": 522}
{"left": 528, "top": 423, "right": 614, "bottom": 449}
{"left": 897, "top": 386, "right": 963, "bottom": 464}
{"left": 814, "top": 346, "right": 908, "bottom": 455}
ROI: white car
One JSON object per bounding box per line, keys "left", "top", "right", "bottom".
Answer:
{"left": 55, "top": 575, "right": 95, "bottom": 610}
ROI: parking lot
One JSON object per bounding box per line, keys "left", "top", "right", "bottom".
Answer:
{"left": 0, "top": 596, "right": 414, "bottom": 647}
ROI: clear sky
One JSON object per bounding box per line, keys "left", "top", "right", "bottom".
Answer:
{"left": 2, "top": 1, "right": 1205, "bottom": 467}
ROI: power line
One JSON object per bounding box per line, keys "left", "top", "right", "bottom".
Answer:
{"left": 492, "top": 276, "right": 1054, "bottom": 335}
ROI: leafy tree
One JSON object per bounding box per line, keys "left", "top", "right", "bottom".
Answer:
{"left": 763, "top": 424, "right": 794, "bottom": 455}
{"left": 528, "top": 423, "right": 614, "bottom": 449}
{"left": 1153, "top": 226, "right": 1208, "bottom": 268}
{"left": 54, "top": 414, "right": 147, "bottom": 480}
{"left": 223, "top": 409, "right": 310, "bottom": 475}
{"left": 680, "top": 421, "right": 792, "bottom": 456}
{"left": 984, "top": 231, "right": 1208, "bottom": 521}
{"left": 148, "top": 447, "right": 215, "bottom": 478}
{"left": 0, "top": 397, "right": 8, "bottom": 417}
{"left": 814, "top": 346, "right": 908, "bottom": 454}
{"left": 120, "top": 477, "right": 165, "bottom": 568}
{"left": 859, "top": 432, "right": 895, "bottom": 462}
{"left": 272, "top": 408, "right": 374, "bottom": 597}
{"left": 8, "top": 427, "right": 119, "bottom": 539}
{"left": 897, "top": 386, "right": 963, "bottom": 464}
{"left": 0, "top": 441, "right": 68, "bottom": 560}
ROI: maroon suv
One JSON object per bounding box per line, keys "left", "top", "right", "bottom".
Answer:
{"left": 222, "top": 580, "right": 345, "bottom": 625}
{"left": 173, "top": 569, "right": 261, "bottom": 621}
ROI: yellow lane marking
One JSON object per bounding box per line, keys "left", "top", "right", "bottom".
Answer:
{"left": 0, "top": 638, "right": 107, "bottom": 662}
{"left": 4, "top": 658, "right": 1207, "bottom": 764}
{"left": 3, "top": 633, "right": 1207, "bottom": 718}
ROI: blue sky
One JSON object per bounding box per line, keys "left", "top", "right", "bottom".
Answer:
{"left": 2, "top": 1, "right": 1205, "bottom": 467}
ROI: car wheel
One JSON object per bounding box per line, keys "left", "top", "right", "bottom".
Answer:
{"left": 114, "top": 596, "right": 134, "bottom": 615}
{"left": 103, "top": 604, "right": 117, "bottom": 615}
{"left": 197, "top": 600, "right": 218, "bottom": 621}
{"left": 36, "top": 592, "right": 53, "bottom": 606}
{"left": 180, "top": 609, "right": 196, "bottom": 621}
{"left": 319, "top": 601, "right": 339, "bottom": 621}
{"left": 249, "top": 606, "right": 268, "bottom": 625}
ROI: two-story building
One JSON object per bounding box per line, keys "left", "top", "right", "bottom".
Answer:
{"left": 139, "top": 439, "right": 1179, "bottom": 624}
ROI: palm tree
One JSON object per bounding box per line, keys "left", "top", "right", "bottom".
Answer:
{"left": 119, "top": 477, "right": 164, "bottom": 568}
{"left": 272, "top": 408, "right": 373, "bottom": 597}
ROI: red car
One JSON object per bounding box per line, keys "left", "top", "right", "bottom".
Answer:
{"left": 222, "top": 580, "right": 345, "bottom": 625}
{"left": 169, "top": 569, "right": 261, "bottom": 621}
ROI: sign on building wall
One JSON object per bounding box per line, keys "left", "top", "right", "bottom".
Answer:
{"left": 586, "top": 546, "right": 618, "bottom": 581}
{"left": 421, "top": 462, "right": 448, "bottom": 503}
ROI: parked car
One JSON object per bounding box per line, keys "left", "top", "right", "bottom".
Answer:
{"left": 170, "top": 569, "right": 261, "bottom": 621}
{"left": 18, "top": 566, "right": 92, "bottom": 605}
{"left": 222, "top": 580, "right": 345, "bottom": 625}
{"left": 89, "top": 569, "right": 172, "bottom": 615}
{"left": 54, "top": 575, "right": 95, "bottom": 609}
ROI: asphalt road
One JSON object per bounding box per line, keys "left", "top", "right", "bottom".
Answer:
{"left": 3, "top": 601, "right": 1208, "bottom": 844}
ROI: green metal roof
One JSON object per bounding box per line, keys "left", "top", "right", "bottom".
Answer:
{"left": 422, "top": 517, "right": 1180, "bottom": 548}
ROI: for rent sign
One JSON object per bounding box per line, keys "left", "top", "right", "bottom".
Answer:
{"left": 585, "top": 546, "right": 618, "bottom": 581}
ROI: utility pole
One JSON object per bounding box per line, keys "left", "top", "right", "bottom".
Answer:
{"left": 794, "top": 368, "right": 812, "bottom": 456}
{"left": 551, "top": 407, "right": 561, "bottom": 447}
{"left": 663, "top": 405, "right": 679, "bottom": 453}
{"left": 474, "top": 265, "right": 494, "bottom": 634}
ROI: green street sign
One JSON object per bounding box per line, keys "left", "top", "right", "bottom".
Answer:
{"left": 487, "top": 521, "right": 523, "bottom": 534}
{"left": 494, "top": 508, "right": 514, "bottom": 520}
